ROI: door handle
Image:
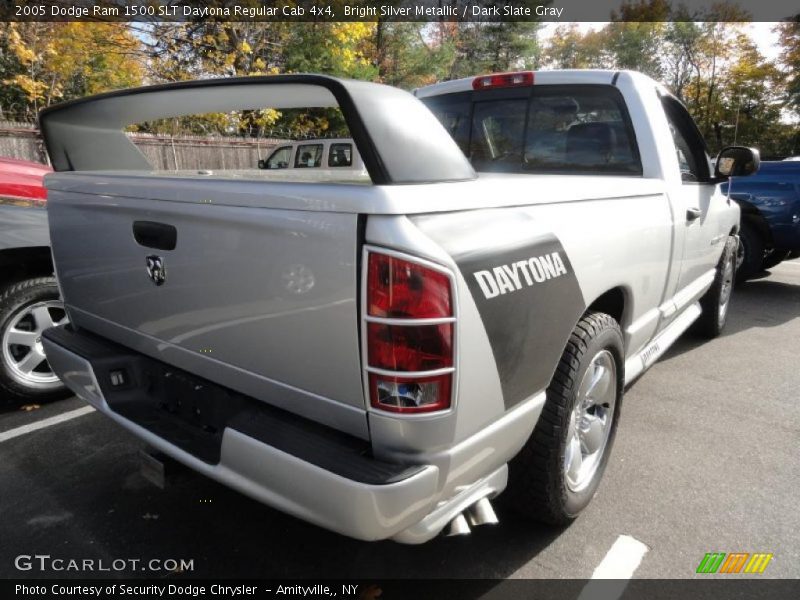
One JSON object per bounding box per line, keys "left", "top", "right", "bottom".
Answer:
{"left": 686, "top": 207, "right": 702, "bottom": 222}
{"left": 133, "top": 221, "right": 177, "bottom": 251}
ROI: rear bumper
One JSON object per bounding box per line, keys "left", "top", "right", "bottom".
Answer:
{"left": 42, "top": 326, "right": 515, "bottom": 543}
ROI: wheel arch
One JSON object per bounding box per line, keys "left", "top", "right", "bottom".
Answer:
{"left": 734, "top": 200, "right": 773, "bottom": 247}
{"left": 0, "top": 246, "right": 54, "bottom": 289}
{"left": 585, "top": 286, "right": 629, "bottom": 332}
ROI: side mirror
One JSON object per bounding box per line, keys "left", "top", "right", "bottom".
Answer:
{"left": 714, "top": 146, "right": 760, "bottom": 179}
{"left": 257, "top": 159, "right": 266, "bottom": 169}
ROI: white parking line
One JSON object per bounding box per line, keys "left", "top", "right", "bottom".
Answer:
{"left": 590, "top": 534, "right": 649, "bottom": 578}
{"left": 0, "top": 406, "right": 95, "bottom": 443}
{"left": 576, "top": 535, "right": 649, "bottom": 600}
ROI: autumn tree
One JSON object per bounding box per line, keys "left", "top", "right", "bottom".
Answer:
{"left": 372, "top": 22, "right": 455, "bottom": 88}
{"left": 0, "top": 22, "right": 143, "bottom": 119}
{"left": 777, "top": 15, "right": 800, "bottom": 116}
{"left": 541, "top": 24, "right": 612, "bottom": 69}
{"left": 144, "top": 19, "right": 375, "bottom": 137}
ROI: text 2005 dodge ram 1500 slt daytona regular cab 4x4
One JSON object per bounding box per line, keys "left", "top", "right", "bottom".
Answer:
{"left": 39, "top": 71, "right": 758, "bottom": 543}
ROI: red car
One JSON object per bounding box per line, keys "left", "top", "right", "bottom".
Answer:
{"left": 0, "top": 157, "right": 69, "bottom": 403}
{"left": 0, "top": 156, "right": 51, "bottom": 201}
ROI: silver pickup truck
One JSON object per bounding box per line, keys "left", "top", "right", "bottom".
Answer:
{"left": 40, "top": 71, "right": 757, "bottom": 543}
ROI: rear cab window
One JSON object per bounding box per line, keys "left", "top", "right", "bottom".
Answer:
{"left": 422, "top": 85, "right": 642, "bottom": 176}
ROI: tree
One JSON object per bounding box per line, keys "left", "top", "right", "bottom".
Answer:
{"left": 541, "top": 24, "right": 610, "bottom": 69}
{"left": 0, "top": 23, "right": 143, "bottom": 119}
{"left": 445, "top": 21, "right": 541, "bottom": 79}
{"left": 144, "top": 19, "right": 377, "bottom": 137}
{"left": 776, "top": 15, "right": 800, "bottom": 116}
{"left": 607, "top": 0, "right": 670, "bottom": 79}
{"left": 373, "top": 22, "right": 455, "bottom": 89}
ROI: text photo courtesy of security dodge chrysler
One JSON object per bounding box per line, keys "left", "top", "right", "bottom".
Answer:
{"left": 38, "top": 71, "right": 758, "bottom": 543}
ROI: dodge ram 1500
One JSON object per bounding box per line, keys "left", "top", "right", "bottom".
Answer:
{"left": 39, "top": 71, "right": 757, "bottom": 543}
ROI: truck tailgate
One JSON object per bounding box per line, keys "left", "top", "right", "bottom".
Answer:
{"left": 46, "top": 184, "right": 367, "bottom": 436}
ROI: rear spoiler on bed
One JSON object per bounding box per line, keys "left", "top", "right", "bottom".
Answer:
{"left": 38, "top": 74, "right": 475, "bottom": 185}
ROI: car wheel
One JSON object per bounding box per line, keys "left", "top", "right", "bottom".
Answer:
{"left": 506, "top": 311, "right": 623, "bottom": 525}
{"left": 761, "top": 249, "right": 790, "bottom": 271}
{"left": 696, "top": 236, "right": 736, "bottom": 339}
{"left": 736, "top": 221, "right": 764, "bottom": 282}
{"left": 0, "top": 277, "right": 69, "bottom": 403}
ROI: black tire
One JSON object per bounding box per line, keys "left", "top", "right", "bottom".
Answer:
{"left": 695, "top": 236, "right": 737, "bottom": 339}
{"left": 0, "top": 277, "right": 69, "bottom": 403}
{"left": 736, "top": 220, "right": 764, "bottom": 282}
{"left": 506, "top": 311, "right": 623, "bottom": 525}
{"left": 761, "top": 249, "right": 790, "bottom": 271}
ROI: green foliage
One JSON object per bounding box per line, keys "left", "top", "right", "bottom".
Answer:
{"left": 541, "top": 1, "right": 798, "bottom": 157}
{"left": 0, "top": 23, "right": 143, "bottom": 120}
{"left": 777, "top": 16, "right": 800, "bottom": 115}
{"left": 0, "top": 15, "right": 796, "bottom": 156}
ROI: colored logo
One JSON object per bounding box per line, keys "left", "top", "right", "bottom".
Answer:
{"left": 696, "top": 552, "right": 773, "bottom": 574}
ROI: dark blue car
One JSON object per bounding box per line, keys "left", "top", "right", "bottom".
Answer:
{"left": 723, "top": 160, "right": 800, "bottom": 280}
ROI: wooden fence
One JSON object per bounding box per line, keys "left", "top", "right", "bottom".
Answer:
{"left": 0, "top": 121, "right": 284, "bottom": 170}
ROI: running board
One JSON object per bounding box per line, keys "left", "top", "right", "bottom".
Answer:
{"left": 624, "top": 301, "right": 702, "bottom": 385}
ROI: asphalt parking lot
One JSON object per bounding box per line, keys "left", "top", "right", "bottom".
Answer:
{"left": 1, "top": 261, "right": 798, "bottom": 582}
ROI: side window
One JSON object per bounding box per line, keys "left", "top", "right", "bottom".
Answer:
{"left": 661, "top": 97, "right": 711, "bottom": 183}
{"left": 328, "top": 143, "right": 353, "bottom": 167}
{"left": 294, "top": 144, "right": 323, "bottom": 168}
{"left": 265, "top": 146, "right": 292, "bottom": 169}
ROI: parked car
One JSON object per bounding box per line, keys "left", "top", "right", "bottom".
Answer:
{"left": 40, "top": 72, "right": 756, "bottom": 543}
{"left": 0, "top": 157, "right": 68, "bottom": 402}
{"left": 257, "top": 138, "right": 366, "bottom": 172}
{"left": 722, "top": 160, "right": 800, "bottom": 280}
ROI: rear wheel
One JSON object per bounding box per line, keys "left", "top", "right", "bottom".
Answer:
{"left": 0, "top": 277, "right": 69, "bottom": 403}
{"left": 696, "top": 236, "right": 736, "bottom": 339}
{"left": 506, "top": 311, "right": 623, "bottom": 525}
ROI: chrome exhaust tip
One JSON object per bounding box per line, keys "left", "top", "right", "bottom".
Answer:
{"left": 466, "top": 497, "right": 499, "bottom": 527}
{"left": 444, "top": 513, "right": 471, "bottom": 536}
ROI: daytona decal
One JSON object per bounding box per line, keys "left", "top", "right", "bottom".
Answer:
{"left": 412, "top": 211, "right": 586, "bottom": 408}
{"left": 473, "top": 251, "right": 569, "bottom": 299}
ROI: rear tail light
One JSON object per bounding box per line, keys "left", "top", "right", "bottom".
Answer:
{"left": 472, "top": 71, "right": 535, "bottom": 90}
{"left": 364, "top": 249, "right": 456, "bottom": 414}
{"left": 367, "top": 253, "right": 451, "bottom": 318}
{"left": 369, "top": 373, "right": 452, "bottom": 414}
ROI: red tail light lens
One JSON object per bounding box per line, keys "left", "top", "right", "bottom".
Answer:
{"left": 365, "top": 250, "right": 455, "bottom": 414}
{"left": 369, "top": 373, "right": 452, "bottom": 414}
{"left": 367, "top": 323, "right": 453, "bottom": 372}
{"left": 367, "top": 253, "right": 452, "bottom": 318}
{"left": 472, "top": 71, "right": 534, "bottom": 90}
